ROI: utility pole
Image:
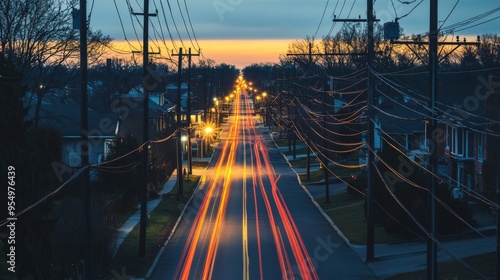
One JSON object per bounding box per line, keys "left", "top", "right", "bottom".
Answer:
{"left": 323, "top": 77, "right": 330, "bottom": 204}
{"left": 287, "top": 42, "right": 367, "bottom": 191}
{"left": 366, "top": 0, "right": 375, "bottom": 262}
{"left": 187, "top": 48, "right": 192, "bottom": 176}
{"left": 174, "top": 48, "right": 184, "bottom": 199}
{"left": 203, "top": 67, "right": 210, "bottom": 123}
{"left": 306, "top": 123, "right": 311, "bottom": 181}
{"left": 287, "top": 43, "right": 314, "bottom": 180}
{"left": 132, "top": 0, "right": 157, "bottom": 257}
{"left": 428, "top": 1, "right": 438, "bottom": 278}
{"left": 79, "top": 0, "right": 92, "bottom": 278}
{"left": 331, "top": 8, "right": 379, "bottom": 262}
{"left": 391, "top": 6, "right": 478, "bottom": 278}
{"left": 186, "top": 48, "right": 199, "bottom": 175}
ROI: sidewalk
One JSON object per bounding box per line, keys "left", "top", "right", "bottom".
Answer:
{"left": 355, "top": 235, "right": 497, "bottom": 278}
{"left": 113, "top": 160, "right": 207, "bottom": 256}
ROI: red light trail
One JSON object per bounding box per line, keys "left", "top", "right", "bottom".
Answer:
{"left": 172, "top": 87, "right": 318, "bottom": 280}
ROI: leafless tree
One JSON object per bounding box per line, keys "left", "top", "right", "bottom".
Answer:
{"left": 0, "top": 0, "right": 111, "bottom": 127}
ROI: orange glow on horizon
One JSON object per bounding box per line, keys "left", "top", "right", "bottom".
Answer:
{"left": 107, "top": 39, "right": 292, "bottom": 68}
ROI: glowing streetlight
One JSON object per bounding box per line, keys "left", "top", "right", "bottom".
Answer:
{"left": 201, "top": 126, "right": 214, "bottom": 160}
{"left": 181, "top": 135, "right": 188, "bottom": 161}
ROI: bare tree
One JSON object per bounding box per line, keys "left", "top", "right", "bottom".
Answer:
{"left": 0, "top": 0, "right": 111, "bottom": 127}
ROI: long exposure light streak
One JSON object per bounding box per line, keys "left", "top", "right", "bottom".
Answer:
{"left": 171, "top": 84, "right": 318, "bottom": 279}
{"left": 242, "top": 105, "right": 250, "bottom": 280}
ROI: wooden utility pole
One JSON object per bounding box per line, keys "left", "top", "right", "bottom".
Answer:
{"left": 287, "top": 31, "right": 369, "bottom": 226}
{"left": 428, "top": 1, "right": 438, "bottom": 278}
{"left": 366, "top": 0, "right": 376, "bottom": 262}
{"left": 186, "top": 48, "right": 199, "bottom": 175}
{"left": 323, "top": 77, "right": 330, "bottom": 204}
{"left": 172, "top": 48, "right": 199, "bottom": 190}
{"left": 331, "top": 12, "right": 377, "bottom": 261}
{"left": 79, "top": 0, "right": 92, "bottom": 277}
{"left": 132, "top": 0, "right": 157, "bottom": 257}
{"left": 391, "top": 6, "right": 479, "bottom": 278}
{"left": 174, "top": 48, "right": 184, "bottom": 199}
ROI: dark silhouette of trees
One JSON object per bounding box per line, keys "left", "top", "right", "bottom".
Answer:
{"left": 0, "top": 0, "right": 111, "bottom": 127}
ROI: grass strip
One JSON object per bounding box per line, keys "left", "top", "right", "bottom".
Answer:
{"left": 100, "top": 175, "right": 201, "bottom": 279}
{"left": 321, "top": 192, "right": 406, "bottom": 245}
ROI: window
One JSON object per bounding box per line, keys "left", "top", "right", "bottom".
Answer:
{"left": 448, "top": 126, "right": 473, "bottom": 157}
{"left": 457, "top": 128, "right": 463, "bottom": 156}
{"left": 446, "top": 125, "right": 451, "bottom": 150}
{"left": 450, "top": 127, "right": 459, "bottom": 154}
{"left": 477, "top": 133, "right": 484, "bottom": 162}
{"left": 466, "top": 131, "right": 474, "bottom": 158}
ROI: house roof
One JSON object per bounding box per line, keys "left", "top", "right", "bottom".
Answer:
{"left": 27, "top": 103, "right": 118, "bottom": 137}
{"left": 375, "top": 101, "right": 426, "bottom": 135}
{"left": 436, "top": 83, "right": 488, "bottom": 130}
{"left": 119, "top": 92, "right": 175, "bottom": 116}
{"left": 376, "top": 82, "right": 493, "bottom": 134}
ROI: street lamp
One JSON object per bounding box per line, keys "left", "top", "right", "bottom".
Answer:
{"left": 181, "top": 135, "right": 187, "bottom": 161}
{"left": 181, "top": 135, "right": 189, "bottom": 181}
{"left": 262, "top": 92, "right": 269, "bottom": 126}
{"left": 212, "top": 98, "right": 219, "bottom": 127}
{"left": 201, "top": 126, "right": 213, "bottom": 161}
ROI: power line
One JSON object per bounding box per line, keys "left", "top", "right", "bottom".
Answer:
{"left": 158, "top": 0, "right": 179, "bottom": 51}
{"left": 372, "top": 162, "right": 490, "bottom": 280}
{"left": 166, "top": 0, "right": 186, "bottom": 49}
{"left": 183, "top": 0, "right": 202, "bottom": 52}
{"left": 313, "top": 0, "right": 330, "bottom": 40}
{"left": 439, "top": 0, "right": 460, "bottom": 30}
{"left": 176, "top": 0, "right": 196, "bottom": 50}
{"left": 113, "top": 0, "right": 141, "bottom": 52}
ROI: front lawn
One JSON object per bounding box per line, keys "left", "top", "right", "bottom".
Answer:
{"left": 321, "top": 192, "right": 406, "bottom": 245}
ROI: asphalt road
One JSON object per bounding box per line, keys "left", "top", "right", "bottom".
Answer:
{"left": 149, "top": 92, "right": 376, "bottom": 280}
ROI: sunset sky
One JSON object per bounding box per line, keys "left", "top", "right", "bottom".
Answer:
{"left": 91, "top": 0, "right": 500, "bottom": 68}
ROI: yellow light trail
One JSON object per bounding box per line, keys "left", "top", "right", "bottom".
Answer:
{"left": 201, "top": 93, "right": 241, "bottom": 279}
{"left": 242, "top": 94, "right": 250, "bottom": 280}
{"left": 172, "top": 80, "right": 318, "bottom": 280}
{"left": 174, "top": 108, "right": 239, "bottom": 279}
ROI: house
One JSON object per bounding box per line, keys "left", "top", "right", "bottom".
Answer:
{"left": 437, "top": 79, "right": 500, "bottom": 196}
{"left": 116, "top": 87, "right": 177, "bottom": 142}
{"left": 373, "top": 97, "right": 428, "bottom": 164}
{"left": 26, "top": 99, "right": 118, "bottom": 168}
